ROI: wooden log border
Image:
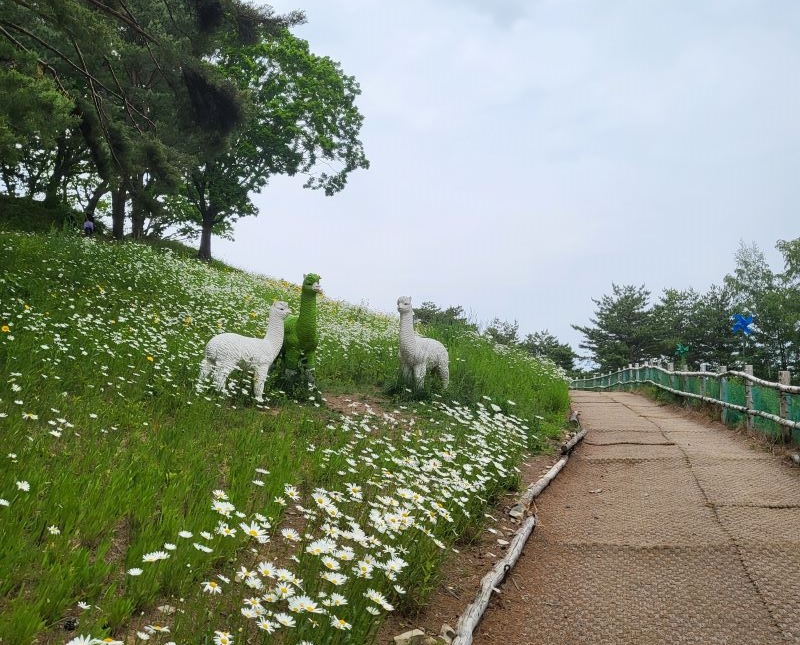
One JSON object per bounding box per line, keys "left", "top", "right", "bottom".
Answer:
{"left": 451, "top": 423, "right": 587, "bottom": 645}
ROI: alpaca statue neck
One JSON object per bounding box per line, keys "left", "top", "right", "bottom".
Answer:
{"left": 398, "top": 307, "right": 417, "bottom": 352}
{"left": 296, "top": 284, "right": 318, "bottom": 345}
{"left": 264, "top": 309, "right": 286, "bottom": 343}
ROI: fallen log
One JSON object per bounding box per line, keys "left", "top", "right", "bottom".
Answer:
{"left": 453, "top": 427, "right": 588, "bottom": 644}
{"left": 561, "top": 427, "right": 588, "bottom": 454}
{"left": 508, "top": 454, "right": 567, "bottom": 519}
{"left": 451, "top": 516, "right": 537, "bottom": 645}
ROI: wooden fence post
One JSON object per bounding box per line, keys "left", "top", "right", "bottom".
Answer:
{"left": 700, "top": 364, "right": 707, "bottom": 398}
{"left": 779, "top": 371, "right": 791, "bottom": 443}
{"left": 745, "top": 365, "right": 754, "bottom": 430}
{"left": 719, "top": 366, "right": 727, "bottom": 424}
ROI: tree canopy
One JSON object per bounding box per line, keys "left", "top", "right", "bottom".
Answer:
{"left": 0, "top": 0, "right": 368, "bottom": 258}
{"left": 572, "top": 284, "right": 655, "bottom": 371}
{"left": 175, "top": 29, "right": 370, "bottom": 260}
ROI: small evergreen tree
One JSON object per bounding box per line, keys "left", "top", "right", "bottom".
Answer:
{"left": 572, "top": 284, "right": 656, "bottom": 371}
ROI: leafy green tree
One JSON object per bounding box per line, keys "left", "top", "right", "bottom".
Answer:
{"left": 572, "top": 284, "right": 656, "bottom": 371}
{"left": 0, "top": 39, "right": 76, "bottom": 196}
{"left": 485, "top": 318, "right": 520, "bottom": 346}
{"left": 777, "top": 238, "right": 800, "bottom": 281}
{"left": 685, "top": 284, "right": 738, "bottom": 369}
{"left": 172, "top": 29, "right": 369, "bottom": 260}
{"left": 724, "top": 241, "right": 796, "bottom": 376}
{"left": 519, "top": 330, "right": 577, "bottom": 372}
{"left": 0, "top": 0, "right": 301, "bottom": 237}
{"left": 650, "top": 288, "right": 701, "bottom": 361}
{"left": 776, "top": 238, "right": 800, "bottom": 376}
{"left": 414, "top": 302, "right": 478, "bottom": 332}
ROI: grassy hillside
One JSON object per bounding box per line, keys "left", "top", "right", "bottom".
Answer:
{"left": 0, "top": 230, "right": 569, "bottom": 644}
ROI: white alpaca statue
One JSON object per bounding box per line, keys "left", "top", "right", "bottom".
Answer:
{"left": 397, "top": 296, "right": 449, "bottom": 389}
{"left": 198, "top": 300, "right": 291, "bottom": 401}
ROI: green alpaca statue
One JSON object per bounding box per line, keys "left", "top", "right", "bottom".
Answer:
{"left": 281, "top": 273, "right": 321, "bottom": 385}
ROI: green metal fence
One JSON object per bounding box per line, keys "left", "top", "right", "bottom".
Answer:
{"left": 571, "top": 364, "right": 800, "bottom": 444}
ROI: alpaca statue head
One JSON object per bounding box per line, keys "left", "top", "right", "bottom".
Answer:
{"left": 270, "top": 300, "right": 292, "bottom": 321}
{"left": 397, "top": 296, "right": 413, "bottom": 315}
{"left": 302, "top": 273, "right": 322, "bottom": 295}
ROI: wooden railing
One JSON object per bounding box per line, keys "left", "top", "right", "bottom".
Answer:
{"left": 570, "top": 362, "right": 800, "bottom": 443}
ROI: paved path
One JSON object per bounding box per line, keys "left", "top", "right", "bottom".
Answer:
{"left": 473, "top": 391, "right": 800, "bottom": 645}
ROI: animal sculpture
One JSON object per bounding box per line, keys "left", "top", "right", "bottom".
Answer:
{"left": 397, "top": 295, "right": 449, "bottom": 389}
{"left": 198, "top": 300, "right": 291, "bottom": 401}
{"left": 281, "top": 273, "right": 321, "bottom": 383}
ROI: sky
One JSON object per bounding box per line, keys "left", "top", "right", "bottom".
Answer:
{"left": 214, "top": 0, "right": 800, "bottom": 358}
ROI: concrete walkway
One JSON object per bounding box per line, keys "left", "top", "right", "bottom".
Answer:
{"left": 473, "top": 391, "right": 800, "bottom": 645}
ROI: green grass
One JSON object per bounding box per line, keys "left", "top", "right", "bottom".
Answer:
{"left": 0, "top": 229, "right": 569, "bottom": 644}
{"left": 0, "top": 195, "right": 83, "bottom": 234}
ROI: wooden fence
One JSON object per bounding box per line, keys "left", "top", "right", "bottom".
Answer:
{"left": 570, "top": 362, "right": 800, "bottom": 444}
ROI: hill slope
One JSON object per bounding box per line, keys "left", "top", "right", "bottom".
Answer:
{"left": 0, "top": 231, "right": 568, "bottom": 643}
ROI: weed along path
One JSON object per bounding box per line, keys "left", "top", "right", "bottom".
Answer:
{"left": 469, "top": 391, "right": 800, "bottom": 645}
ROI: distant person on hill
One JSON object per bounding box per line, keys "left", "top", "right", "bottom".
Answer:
{"left": 83, "top": 214, "right": 94, "bottom": 237}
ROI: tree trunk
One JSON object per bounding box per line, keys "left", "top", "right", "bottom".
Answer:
{"left": 43, "top": 136, "right": 69, "bottom": 205}
{"left": 1, "top": 168, "right": 17, "bottom": 196}
{"left": 130, "top": 195, "right": 146, "bottom": 239}
{"left": 111, "top": 185, "right": 126, "bottom": 239}
{"left": 197, "top": 201, "right": 218, "bottom": 262}
{"left": 85, "top": 180, "right": 109, "bottom": 218}
{"left": 129, "top": 174, "right": 147, "bottom": 239}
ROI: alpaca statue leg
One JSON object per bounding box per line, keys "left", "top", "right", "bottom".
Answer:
{"left": 299, "top": 352, "right": 317, "bottom": 388}
{"left": 413, "top": 364, "right": 426, "bottom": 389}
{"left": 438, "top": 360, "right": 450, "bottom": 389}
{"left": 253, "top": 367, "right": 269, "bottom": 402}
{"left": 198, "top": 359, "right": 213, "bottom": 388}
{"left": 213, "top": 365, "right": 232, "bottom": 393}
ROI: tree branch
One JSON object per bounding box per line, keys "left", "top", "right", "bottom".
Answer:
{"left": 77, "top": 0, "right": 159, "bottom": 45}
{"left": 103, "top": 56, "right": 148, "bottom": 133}
{"left": 0, "top": 19, "right": 157, "bottom": 129}
{"left": 0, "top": 24, "right": 69, "bottom": 96}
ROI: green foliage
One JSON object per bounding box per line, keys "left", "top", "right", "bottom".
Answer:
{"left": 0, "top": 0, "right": 303, "bottom": 238}
{"left": 572, "top": 284, "right": 656, "bottom": 371}
{"left": 413, "top": 301, "right": 478, "bottom": 332}
{"left": 485, "top": 317, "right": 520, "bottom": 345}
{"left": 1, "top": 2, "right": 366, "bottom": 256}
{"left": 181, "top": 29, "right": 370, "bottom": 260}
{"left": 0, "top": 42, "right": 76, "bottom": 170}
{"left": 0, "top": 230, "right": 568, "bottom": 642}
{"left": 574, "top": 238, "right": 800, "bottom": 380}
{"left": 0, "top": 194, "right": 81, "bottom": 233}
{"left": 723, "top": 241, "right": 799, "bottom": 378}
{"left": 519, "top": 330, "right": 577, "bottom": 372}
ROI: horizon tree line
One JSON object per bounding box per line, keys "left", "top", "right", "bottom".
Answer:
{"left": 572, "top": 238, "right": 800, "bottom": 382}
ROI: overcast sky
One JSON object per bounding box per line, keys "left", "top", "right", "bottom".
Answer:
{"left": 214, "top": 0, "right": 800, "bottom": 358}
